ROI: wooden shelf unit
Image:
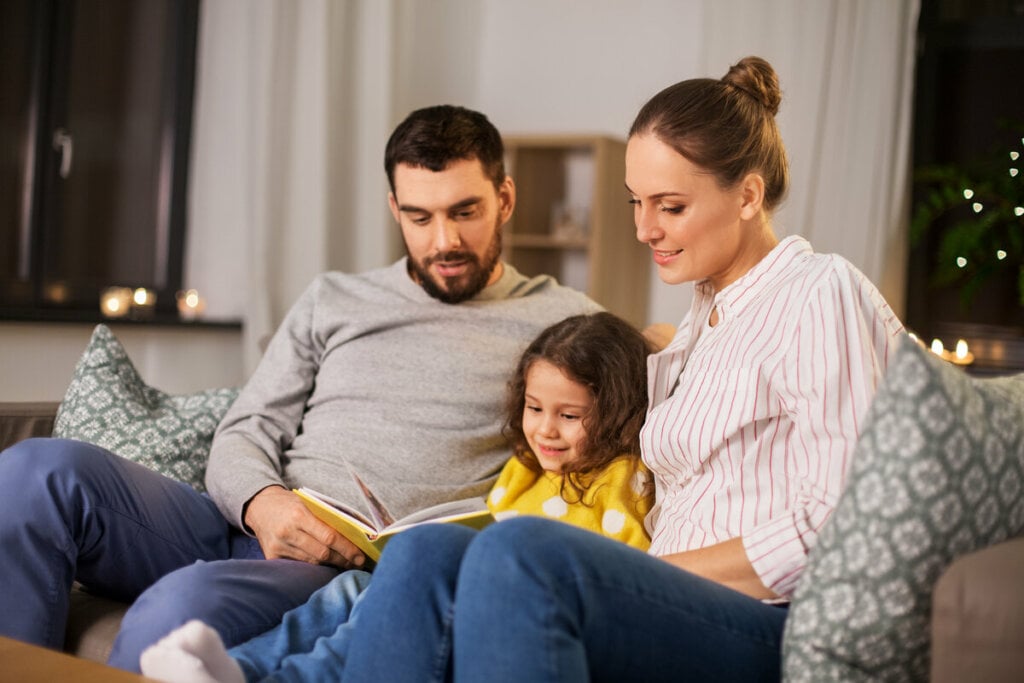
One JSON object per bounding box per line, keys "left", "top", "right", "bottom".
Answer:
{"left": 503, "top": 135, "right": 650, "bottom": 329}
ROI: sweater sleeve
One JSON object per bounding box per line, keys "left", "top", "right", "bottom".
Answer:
{"left": 205, "top": 278, "right": 325, "bottom": 530}
{"left": 742, "top": 262, "right": 902, "bottom": 597}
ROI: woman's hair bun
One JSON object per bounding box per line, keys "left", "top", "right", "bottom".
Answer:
{"left": 722, "top": 56, "right": 782, "bottom": 116}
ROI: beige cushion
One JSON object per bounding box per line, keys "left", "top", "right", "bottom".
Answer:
{"left": 64, "top": 585, "right": 128, "bottom": 663}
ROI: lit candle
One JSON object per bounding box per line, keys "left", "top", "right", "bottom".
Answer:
{"left": 931, "top": 339, "right": 945, "bottom": 356}
{"left": 176, "top": 289, "right": 206, "bottom": 320}
{"left": 100, "top": 287, "right": 133, "bottom": 318}
{"left": 131, "top": 287, "right": 156, "bottom": 318}
{"left": 951, "top": 339, "right": 974, "bottom": 366}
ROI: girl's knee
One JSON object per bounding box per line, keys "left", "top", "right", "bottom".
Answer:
{"left": 377, "top": 523, "right": 476, "bottom": 568}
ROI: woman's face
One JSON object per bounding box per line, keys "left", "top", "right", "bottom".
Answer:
{"left": 625, "top": 134, "right": 762, "bottom": 291}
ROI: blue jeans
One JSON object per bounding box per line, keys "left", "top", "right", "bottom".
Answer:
{"left": 342, "top": 518, "right": 787, "bottom": 683}
{"left": 0, "top": 438, "right": 336, "bottom": 672}
{"left": 227, "top": 569, "right": 372, "bottom": 683}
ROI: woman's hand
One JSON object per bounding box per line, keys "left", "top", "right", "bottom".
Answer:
{"left": 660, "top": 537, "right": 777, "bottom": 600}
{"left": 243, "top": 485, "right": 365, "bottom": 568}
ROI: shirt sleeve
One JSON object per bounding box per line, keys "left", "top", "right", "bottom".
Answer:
{"left": 742, "top": 261, "right": 902, "bottom": 596}
{"left": 205, "top": 277, "right": 325, "bottom": 531}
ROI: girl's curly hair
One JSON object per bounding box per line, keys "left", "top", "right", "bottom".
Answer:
{"left": 503, "top": 312, "right": 653, "bottom": 502}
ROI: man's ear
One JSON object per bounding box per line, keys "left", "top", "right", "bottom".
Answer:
{"left": 738, "top": 173, "right": 765, "bottom": 221}
{"left": 388, "top": 192, "right": 400, "bottom": 223}
{"left": 498, "top": 176, "right": 516, "bottom": 224}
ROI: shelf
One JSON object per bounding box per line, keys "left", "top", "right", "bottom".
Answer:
{"left": 0, "top": 308, "right": 241, "bottom": 330}
{"left": 503, "top": 134, "right": 649, "bottom": 328}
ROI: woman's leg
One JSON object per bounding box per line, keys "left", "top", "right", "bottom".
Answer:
{"left": 452, "top": 517, "right": 788, "bottom": 683}
{"left": 342, "top": 524, "right": 478, "bottom": 683}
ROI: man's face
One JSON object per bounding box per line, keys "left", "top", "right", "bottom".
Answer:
{"left": 390, "top": 158, "right": 515, "bottom": 304}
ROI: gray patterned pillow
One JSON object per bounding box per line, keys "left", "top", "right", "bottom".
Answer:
{"left": 783, "top": 336, "right": 1024, "bottom": 681}
{"left": 53, "top": 324, "right": 238, "bottom": 492}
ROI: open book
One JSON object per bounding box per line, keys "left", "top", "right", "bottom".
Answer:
{"left": 294, "top": 473, "right": 493, "bottom": 563}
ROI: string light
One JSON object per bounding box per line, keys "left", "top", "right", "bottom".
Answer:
{"left": 1016, "top": 207, "right": 1024, "bottom": 217}
{"left": 972, "top": 202, "right": 983, "bottom": 213}
{"left": 1012, "top": 168, "right": 1020, "bottom": 178}
{"left": 956, "top": 257, "right": 968, "bottom": 268}
{"left": 1012, "top": 151, "right": 1021, "bottom": 161}
{"left": 997, "top": 250, "right": 1007, "bottom": 260}
{"left": 963, "top": 188, "right": 975, "bottom": 199}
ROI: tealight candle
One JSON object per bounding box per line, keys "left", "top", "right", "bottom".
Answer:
{"left": 100, "top": 287, "right": 133, "bottom": 318}
{"left": 951, "top": 339, "right": 974, "bottom": 366}
{"left": 131, "top": 287, "right": 156, "bottom": 318}
{"left": 928, "top": 338, "right": 974, "bottom": 366}
{"left": 176, "top": 289, "right": 206, "bottom": 320}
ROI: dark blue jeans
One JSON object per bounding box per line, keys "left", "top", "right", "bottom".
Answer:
{"left": 343, "top": 517, "right": 787, "bottom": 683}
{"left": 0, "top": 438, "right": 336, "bottom": 672}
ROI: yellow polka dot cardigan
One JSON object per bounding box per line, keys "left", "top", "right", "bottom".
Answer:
{"left": 487, "top": 455, "right": 653, "bottom": 551}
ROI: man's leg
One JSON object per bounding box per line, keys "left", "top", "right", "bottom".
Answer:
{"left": 453, "top": 517, "right": 788, "bottom": 683}
{"left": 0, "top": 438, "right": 236, "bottom": 649}
{"left": 110, "top": 554, "right": 338, "bottom": 672}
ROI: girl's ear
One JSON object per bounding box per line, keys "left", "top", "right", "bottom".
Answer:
{"left": 738, "top": 173, "right": 765, "bottom": 221}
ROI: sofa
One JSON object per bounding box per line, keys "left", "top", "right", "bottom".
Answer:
{"left": 7, "top": 320, "right": 1024, "bottom": 680}
{"left": 3, "top": 399, "right": 1024, "bottom": 679}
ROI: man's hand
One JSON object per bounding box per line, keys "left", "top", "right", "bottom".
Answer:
{"left": 243, "top": 485, "right": 365, "bottom": 568}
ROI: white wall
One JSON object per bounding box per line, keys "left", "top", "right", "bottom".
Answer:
{"left": 0, "top": 323, "right": 243, "bottom": 401}
{"left": 474, "top": 0, "right": 705, "bottom": 325}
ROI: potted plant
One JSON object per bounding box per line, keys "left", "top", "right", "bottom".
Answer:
{"left": 910, "top": 125, "right": 1023, "bottom": 309}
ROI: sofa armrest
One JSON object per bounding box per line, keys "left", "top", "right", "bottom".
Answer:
{"left": 931, "top": 536, "right": 1024, "bottom": 682}
{"left": 0, "top": 402, "right": 60, "bottom": 452}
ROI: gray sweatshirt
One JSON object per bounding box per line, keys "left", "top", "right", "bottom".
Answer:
{"left": 206, "top": 259, "right": 601, "bottom": 529}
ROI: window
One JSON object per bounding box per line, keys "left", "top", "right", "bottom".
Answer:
{"left": 905, "top": 0, "right": 1024, "bottom": 376}
{"left": 0, "top": 0, "right": 199, "bottom": 320}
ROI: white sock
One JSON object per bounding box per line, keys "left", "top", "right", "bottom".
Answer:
{"left": 139, "top": 620, "right": 246, "bottom": 683}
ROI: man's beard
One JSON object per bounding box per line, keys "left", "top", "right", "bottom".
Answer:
{"left": 406, "top": 226, "right": 502, "bottom": 304}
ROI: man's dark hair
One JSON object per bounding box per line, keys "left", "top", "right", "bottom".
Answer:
{"left": 384, "top": 105, "right": 506, "bottom": 193}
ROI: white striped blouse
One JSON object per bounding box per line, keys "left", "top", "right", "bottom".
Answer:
{"left": 641, "top": 236, "right": 904, "bottom": 598}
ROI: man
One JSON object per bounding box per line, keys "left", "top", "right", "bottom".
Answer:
{"left": 0, "top": 105, "right": 600, "bottom": 671}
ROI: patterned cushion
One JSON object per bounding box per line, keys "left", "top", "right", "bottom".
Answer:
{"left": 53, "top": 325, "right": 238, "bottom": 491}
{"left": 782, "top": 336, "right": 1024, "bottom": 681}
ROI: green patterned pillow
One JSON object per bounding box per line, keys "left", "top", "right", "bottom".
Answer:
{"left": 783, "top": 336, "right": 1024, "bottom": 681}
{"left": 53, "top": 324, "right": 238, "bottom": 492}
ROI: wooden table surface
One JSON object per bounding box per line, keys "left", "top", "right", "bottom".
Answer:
{"left": 0, "top": 636, "right": 157, "bottom": 682}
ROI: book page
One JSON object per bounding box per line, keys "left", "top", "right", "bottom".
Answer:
{"left": 350, "top": 470, "right": 395, "bottom": 529}
{"left": 387, "top": 497, "right": 490, "bottom": 529}
{"left": 296, "top": 487, "right": 376, "bottom": 531}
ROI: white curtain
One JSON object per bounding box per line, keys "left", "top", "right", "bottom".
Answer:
{"left": 187, "top": 0, "right": 398, "bottom": 372}
{"left": 702, "top": 0, "right": 920, "bottom": 317}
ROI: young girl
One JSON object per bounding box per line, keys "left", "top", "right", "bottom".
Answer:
{"left": 140, "top": 311, "right": 653, "bottom": 683}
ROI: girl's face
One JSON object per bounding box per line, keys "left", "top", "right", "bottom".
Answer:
{"left": 522, "top": 360, "right": 593, "bottom": 472}
{"left": 625, "top": 133, "right": 765, "bottom": 292}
